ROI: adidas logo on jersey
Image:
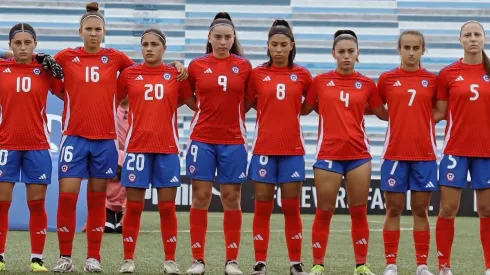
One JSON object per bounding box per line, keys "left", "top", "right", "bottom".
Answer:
{"left": 291, "top": 171, "right": 300, "bottom": 178}
{"left": 239, "top": 172, "right": 246, "bottom": 179}
{"left": 136, "top": 75, "right": 144, "bottom": 80}
{"left": 92, "top": 227, "right": 104, "bottom": 232}
{"left": 291, "top": 233, "right": 302, "bottom": 240}
{"left": 355, "top": 238, "right": 368, "bottom": 245}
{"left": 167, "top": 236, "right": 177, "bottom": 243}
{"left": 36, "top": 229, "right": 47, "bottom": 235}
{"left": 170, "top": 176, "right": 179, "bottom": 183}
{"left": 455, "top": 75, "right": 464, "bottom": 81}
{"left": 191, "top": 242, "right": 201, "bottom": 248}
{"left": 385, "top": 254, "right": 396, "bottom": 258}
{"left": 312, "top": 242, "right": 322, "bottom": 248}
{"left": 2, "top": 68, "right": 11, "bottom": 73}
{"left": 72, "top": 56, "right": 80, "bottom": 63}
{"left": 263, "top": 76, "right": 271, "bottom": 81}
{"left": 204, "top": 68, "right": 212, "bottom": 74}
{"left": 253, "top": 234, "right": 264, "bottom": 241}
{"left": 105, "top": 168, "right": 113, "bottom": 175}
{"left": 124, "top": 237, "right": 134, "bottom": 243}
{"left": 57, "top": 227, "right": 69, "bottom": 233}
{"left": 227, "top": 242, "right": 238, "bottom": 249}
{"left": 327, "top": 80, "right": 335, "bottom": 87}
{"left": 38, "top": 174, "right": 47, "bottom": 180}
{"left": 425, "top": 181, "right": 435, "bottom": 188}
{"left": 393, "top": 80, "right": 402, "bottom": 87}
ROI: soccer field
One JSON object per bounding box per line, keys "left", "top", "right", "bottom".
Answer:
{"left": 3, "top": 212, "right": 484, "bottom": 274}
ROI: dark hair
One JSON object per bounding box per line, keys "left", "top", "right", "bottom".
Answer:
{"left": 460, "top": 21, "right": 490, "bottom": 76}
{"left": 80, "top": 2, "right": 105, "bottom": 26}
{"left": 141, "top": 28, "right": 166, "bottom": 45}
{"left": 265, "top": 19, "right": 296, "bottom": 68}
{"left": 333, "top": 29, "right": 359, "bottom": 62}
{"left": 9, "top": 23, "right": 36, "bottom": 41}
{"left": 206, "top": 12, "right": 243, "bottom": 56}
{"left": 398, "top": 30, "right": 425, "bottom": 68}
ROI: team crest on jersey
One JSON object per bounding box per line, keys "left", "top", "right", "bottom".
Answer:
{"left": 258, "top": 168, "right": 267, "bottom": 178}
{"left": 483, "top": 75, "right": 490, "bottom": 82}
{"left": 128, "top": 173, "right": 136, "bottom": 183}
{"left": 189, "top": 165, "right": 196, "bottom": 174}
{"left": 61, "top": 165, "right": 69, "bottom": 173}
{"left": 421, "top": 80, "right": 428, "bottom": 87}
{"left": 101, "top": 56, "right": 109, "bottom": 64}
{"left": 354, "top": 81, "right": 362, "bottom": 89}
{"left": 446, "top": 172, "right": 455, "bottom": 182}
{"left": 290, "top": 74, "right": 298, "bottom": 82}
{"left": 387, "top": 178, "right": 396, "bottom": 187}
{"left": 232, "top": 66, "right": 239, "bottom": 74}
{"left": 33, "top": 68, "right": 41, "bottom": 75}
{"left": 163, "top": 73, "right": 171, "bottom": 80}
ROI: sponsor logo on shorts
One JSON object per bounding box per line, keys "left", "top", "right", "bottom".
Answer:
{"left": 387, "top": 177, "right": 396, "bottom": 187}
{"left": 128, "top": 173, "right": 136, "bottom": 182}
{"left": 61, "top": 165, "right": 69, "bottom": 172}
{"left": 189, "top": 165, "right": 196, "bottom": 174}
{"left": 258, "top": 168, "right": 267, "bottom": 177}
{"left": 446, "top": 172, "right": 455, "bottom": 182}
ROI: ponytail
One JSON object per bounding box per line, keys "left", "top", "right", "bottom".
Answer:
{"left": 483, "top": 50, "right": 490, "bottom": 76}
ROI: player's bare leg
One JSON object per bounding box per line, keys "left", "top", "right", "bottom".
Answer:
{"left": 220, "top": 184, "right": 243, "bottom": 275}
{"left": 26, "top": 184, "right": 49, "bottom": 272}
{"left": 410, "top": 191, "right": 434, "bottom": 275}
{"left": 382, "top": 192, "right": 404, "bottom": 275}
{"left": 309, "top": 169, "right": 342, "bottom": 275}
{"left": 476, "top": 189, "right": 490, "bottom": 274}
{"left": 157, "top": 188, "right": 181, "bottom": 275}
{"left": 436, "top": 186, "right": 462, "bottom": 275}
{"left": 345, "top": 161, "right": 376, "bottom": 275}
{"left": 0, "top": 182, "right": 14, "bottom": 271}
{"left": 187, "top": 179, "right": 213, "bottom": 275}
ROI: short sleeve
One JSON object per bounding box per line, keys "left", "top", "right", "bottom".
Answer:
{"left": 377, "top": 73, "right": 387, "bottom": 104}
{"left": 178, "top": 79, "right": 194, "bottom": 102}
{"left": 245, "top": 70, "right": 258, "bottom": 104}
{"left": 302, "top": 69, "right": 313, "bottom": 97}
{"left": 116, "top": 69, "right": 129, "bottom": 102}
{"left": 436, "top": 70, "right": 449, "bottom": 101}
{"left": 116, "top": 51, "right": 135, "bottom": 71}
{"left": 305, "top": 76, "right": 319, "bottom": 106}
{"left": 187, "top": 61, "right": 197, "bottom": 91}
{"left": 48, "top": 75, "right": 64, "bottom": 97}
{"left": 367, "top": 80, "right": 383, "bottom": 109}
{"left": 54, "top": 49, "right": 69, "bottom": 67}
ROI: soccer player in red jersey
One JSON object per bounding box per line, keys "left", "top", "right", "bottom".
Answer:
{"left": 378, "top": 31, "right": 437, "bottom": 275}
{"left": 301, "top": 30, "right": 387, "bottom": 275}
{"left": 116, "top": 28, "right": 196, "bottom": 274}
{"left": 0, "top": 23, "right": 63, "bottom": 272}
{"left": 244, "top": 20, "right": 310, "bottom": 275}
{"left": 184, "top": 12, "right": 252, "bottom": 275}
{"left": 434, "top": 21, "right": 490, "bottom": 275}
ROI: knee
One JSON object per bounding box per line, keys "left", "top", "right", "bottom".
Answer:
{"left": 439, "top": 202, "right": 459, "bottom": 218}
{"left": 477, "top": 204, "right": 490, "bottom": 218}
{"left": 192, "top": 189, "right": 212, "bottom": 208}
{"left": 221, "top": 189, "right": 241, "bottom": 209}
{"left": 386, "top": 202, "right": 404, "bottom": 218}
{"left": 411, "top": 203, "right": 429, "bottom": 218}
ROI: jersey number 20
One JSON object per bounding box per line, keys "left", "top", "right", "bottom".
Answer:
{"left": 144, "top": 84, "right": 165, "bottom": 100}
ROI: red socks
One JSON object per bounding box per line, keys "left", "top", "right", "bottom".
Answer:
{"left": 28, "top": 199, "right": 48, "bottom": 256}
{"left": 224, "top": 209, "right": 242, "bottom": 261}
{"left": 311, "top": 208, "right": 333, "bottom": 265}
{"left": 282, "top": 198, "right": 302, "bottom": 263}
{"left": 252, "top": 200, "right": 274, "bottom": 262}
{"left": 413, "top": 230, "right": 430, "bottom": 265}
{"left": 436, "top": 216, "right": 454, "bottom": 269}
{"left": 158, "top": 201, "right": 177, "bottom": 261}
{"left": 122, "top": 200, "right": 144, "bottom": 260}
{"left": 0, "top": 201, "right": 11, "bottom": 255}
{"left": 349, "top": 204, "right": 369, "bottom": 265}
{"left": 86, "top": 192, "right": 106, "bottom": 261}
{"left": 57, "top": 192, "right": 78, "bottom": 256}
{"left": 383, "top": 230, "right": 400, "bottom": 265}
{"left": 480, "top": 217, "right": 490, "bottom": 269}
{"left": 189, "top": 208, "right": 207, "bottom": 260}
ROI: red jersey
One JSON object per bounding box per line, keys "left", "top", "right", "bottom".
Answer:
{"left": 246, "top": 64, "right": 312, "bottom": 155}
{"left": 305, "top": 70, "right": 382, "bottom": 160}
{"left": 437, "top": 59, "right": 490, "bottom": 157}
{"left": 378, "top": 67, "right": 438, "bottom": 161}
{"left": 117, "top": 63, "right": 193, "bottom": 154}
{"left": 188, "top": 54, "right": 252, "bottom": 144}
{"left": 0, "top": 58, "right": 63, "bottom": 150}
{"left": 55, "top": 47, "right": 134, "bottom": 140}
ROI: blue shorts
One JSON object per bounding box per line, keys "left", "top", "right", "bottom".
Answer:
{"left": 121, "top": 153, "right": 180, "bottom": 189}
{"left": 248, "top": 155, "right": 305, "bottom": 184}
{"left": 185, "top": 140, "right": 248, "bottom": 184}
{"left": 381, "top": 160, "right": 438, "bottom": 192}
{"left": 0, "top": 149, "right": 51, "bottom": 184}
{"left": 58, "top": 135, "right": 118, "bottom": 179}
{"left": 313, "top": 158, "right": 371, "bottom": 174}
{"left": 439, "top": 155, "right": 490, "bottom": 189}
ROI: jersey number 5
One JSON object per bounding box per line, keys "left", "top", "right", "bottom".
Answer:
{"left": 470, "top": 84, "right": 479, "bottom": 101}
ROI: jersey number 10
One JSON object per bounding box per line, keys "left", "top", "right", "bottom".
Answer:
{"left": 16, "top": 77, "right": 31, "bottom": 93}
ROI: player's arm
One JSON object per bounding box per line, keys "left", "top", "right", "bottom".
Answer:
{"left": 116, "top": 69, "right": 129, "bottom": 104}
{"left": 48, "top": 76, "right": 65, "bottom": 100}
{"left": 167, "top": 61, "right": 188, "bottom": 81}
{"left": 244, "top": 71, "right": 257, "bottom": 113}
{"left": 368, "top": 80, "right": 388, "bottom": 121}
{"left": 178, "top": 79, "right": 197, "bottom": 111}
{"left": 0, "top": 49, "right": 13, "bottom": 59}
{"left": 433, "top": 100, "right": 448, "bottom": 122}
{"left": 301, "top": 77, "right": 318, "bottom": 115}
{"left": 434, "top": 73, "right": 448, "bottom": 122}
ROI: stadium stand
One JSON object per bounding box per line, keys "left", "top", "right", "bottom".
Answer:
{"left": 3, "top": 0, "right": 490, "bottom": 179}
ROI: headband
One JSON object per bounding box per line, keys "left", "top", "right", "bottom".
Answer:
{"left": 209, "top": 22, "right": 235, "bottom": 32}
{"left": 141, "top": 31, "right": 167, "bottom": 44}
{"left": 81, "top": 14, "right": 104, "bottom": 24}
{"left": 9, "top": 25, "right": 36, "bottom": 41}
{"left": 335, "top": 33, "right": 357, "bottom": 41}
{"left": 269, "top": 28, "right": 293, "bottom": 39}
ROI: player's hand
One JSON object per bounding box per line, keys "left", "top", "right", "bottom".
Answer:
{"left": 168, "top": 61, "right": 188, "bottom": 81}
{"left": 35, "top": 53, "right": 64, "bottom": 80}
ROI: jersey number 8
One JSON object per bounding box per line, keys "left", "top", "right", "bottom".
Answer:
{"left": 276, "top": 84, "right": 286, "bottom": 100}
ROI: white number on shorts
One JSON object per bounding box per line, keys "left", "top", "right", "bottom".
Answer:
{"left": 0, "top": 150, "right": 8, "bottom": 166}
{"left": 144, "top": 84, "right": 165, "bottom": 100}
{"left": 470, "top": 84, "right": 479, "bottom": 101}
{"left": 60, "top": 146, "right": 74, "bottom": 163}
{"left": 340, "top": 90, "right": 349, "bottom": 107}
{"left": 259, "top": 156, "right": 268, "bottom": 165}
{"left": 390, "top": 160, "right": 399, "bottom": 175}
{"left": 276, "top": 83, "right": 286, "bottom": 100}
{"left": 126, "top": 153, "right": 145, "bottom": 171}
{"left": 16, "top": 77, "right": 31, "bottom": 93}
{"left": 190, "top": 145, "right": 198, "bottom": 162}
{"left": 447, "top": 155, "right": 457, "bottom": 169}
{"left": 407, "top": 89, "right": 416, "bottom": 106}
{"left": 218, "top": 75, "right": 227, "bottom": 91}
{"left": 324, "top": 160, "right": 333, "bottom": 169}
{"left": 85, "top": 66, "right": 99, "bottom": 83}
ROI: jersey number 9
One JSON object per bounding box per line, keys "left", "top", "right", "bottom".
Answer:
{"left": 144, "top": 84, "right": 165, "bottom": 101}
{"left": 218, "top": 75, "right": 227, "bottom": 91}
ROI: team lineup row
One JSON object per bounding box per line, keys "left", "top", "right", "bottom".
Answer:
{"left": 0, "top": 1, "right": 490, "bottom": 275}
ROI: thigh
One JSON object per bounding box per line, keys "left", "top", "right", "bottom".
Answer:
{"left": 409, "top": 160, "right": 438, "bottom": 192}
{"left": 469, "top": 157, "right": 490, "bottom": 189}
{"left": 121, "top": 153, "right": 152, "bottom": 189}
{"left": 88, "top": 139, "right": 118, "bottom": 179}
{"left": 21, "top": 150, "right": 52, "bottom": 184}
{"left": 380, "top": 160, "right": 409, "bottom": 193}
{"left": 313, "top": 159, "right": 346, "bottom": 175}
{"left": 439, "top": 154, "right": 469, "bottom": 188}
{"left": 157, "top": 187, "right": 178, "bottom": 202}
{"left": 58, "top": 135, "right": 89, "bottom": 179}
{"left": 153, "top": 154, "right": 181, "bottom": 189}
{"left": 0, "top": 149, "right": 21, "bottom": 183}
{"left": 278, "top": 155, "right": 305, "bottom": 184}
{"left": 248, "top": 155, "right": 278, "bottom": 184}
{"left": 186, "top": 140, "right": 217, "bottom": 182}
{"left": 0, "top": 182, "right": 15, "bottom": 201}
{"left": 25, "top": 184, "right": 48, "bottom": 201}
{"left": 216, "top": 144, "right": 248, "bottom": 184}
{"left": 313, "top": 167, "right": 343, "bottom": 211}
{"left": 344, "top": 160, "right": 372, "bottom": 207}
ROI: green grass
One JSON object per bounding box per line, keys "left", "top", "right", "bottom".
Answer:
{"left": 2, "top": 213, "right": 486, "bottom": 274}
